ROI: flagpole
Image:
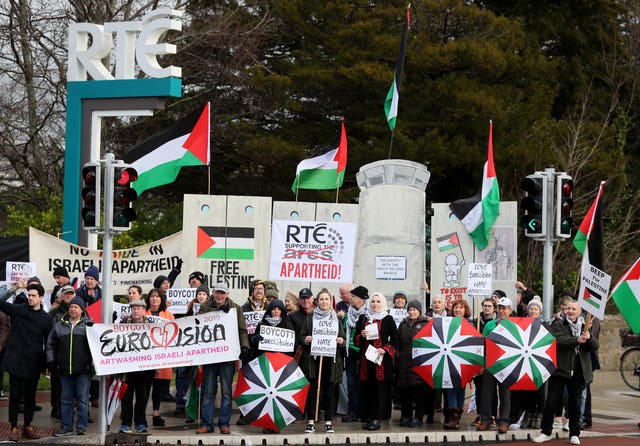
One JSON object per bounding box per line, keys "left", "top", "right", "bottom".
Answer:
{"left": 208, "top": 164, "right": 211, "bottom": 195}
{"left": 314, "top": 356, "right": 324, "bottom": 422}
{"left": 388, "top": 132, "right": 395, "bottom": 159}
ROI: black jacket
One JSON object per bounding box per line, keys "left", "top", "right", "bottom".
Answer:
{"left": 396, "top": 314, "right": 429, "bottom": 388}
{"left": 549, "top": 316, "right": 599, "bottom": 384}
{"left": 47, "top": 314, "right": 93, "bottom": 375}
{"left": 0, "top": 300, "right": 52, "bottom": 379}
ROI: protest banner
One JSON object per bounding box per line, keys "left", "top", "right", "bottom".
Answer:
{"left": 5, "top": 262, "right": 37, "bottom": 284}
{"left": 29, "top": 227, "right": 182, "bottom": 296}
{"left": 310, "top": 312, "right": 339, "bottom": 357}
{"left": 167, "top": 288, "right": 196, "bottom": 315}
{"left": 269, "top": 220, "right": 355, "bottom": 283}
{"left": 258, "top": 326, "right": 295, "bottom": 353}
{"left": 244, "top": 310, "right": 265, "bottom": 335}
{"left": 86, "top": 310, "right": 240, "bottom": 375}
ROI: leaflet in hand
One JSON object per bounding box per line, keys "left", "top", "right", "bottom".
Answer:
{"left": 365, "top": 344, "right": 383, "bottom": 365}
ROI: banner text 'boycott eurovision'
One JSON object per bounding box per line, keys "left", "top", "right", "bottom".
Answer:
{"left": 87, "top": 310, "right": 241, "bottom": 375}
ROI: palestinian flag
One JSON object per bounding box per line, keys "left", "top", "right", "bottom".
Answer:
{"left": 291, "top": 119, "right": 347, "bottom": 193}
{"left": 384, "top": 6, "right": 410, "bottom": 131}
{"left": 611, "top": 257, "right": 640, "bottom": 333}
{"left": 197, "top": 226, "right": 255, "bottom": 260}
{"left": 449, "top": 121, "right": 500, "bottom": 251}
{"left": 573, "top": 181, "right": 605, "bottom": 270}
{"left": 185, "top": 366, "right": 203, "bottom": 422}
{"left": 123, "top": 103, "right": 210, "bottom": 195}
{"left": 436, "top": 232, "right": 460, "bottom": 252}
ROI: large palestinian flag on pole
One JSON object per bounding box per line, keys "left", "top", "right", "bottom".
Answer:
{"left": 291, "top": 119, "right": 347, "bottom": 193}
{"left": 123, "top": 103, "right": 210, "bottom": 195}
{"left": 611, "top": 257, "right": 640, "bottom": 333}
{"left": 384, "top": 6, "right": 410, "bottom": 131}
{"left": 449, "top": 120, "right": 500, "bottom": 251}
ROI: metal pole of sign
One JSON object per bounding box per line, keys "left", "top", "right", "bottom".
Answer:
{"left": 542, "top": 166, "right": 555, "bottom": 321}
{"left": 99, "top": 153, "right": 115, "bottom": 434}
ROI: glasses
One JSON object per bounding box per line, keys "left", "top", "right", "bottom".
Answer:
{"left": 482, "top": 304, "right": 494, "bottom": 308}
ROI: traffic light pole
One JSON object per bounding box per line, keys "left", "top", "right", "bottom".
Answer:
{"left": 98, "top": 153, "right": 116, "bottom": 434}
{"left": 542, "top": 167, "right": 555, "bottom": 321}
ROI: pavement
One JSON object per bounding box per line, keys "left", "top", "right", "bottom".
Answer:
{"left": 0, "top": 370, "right": 638, "bottom": 445}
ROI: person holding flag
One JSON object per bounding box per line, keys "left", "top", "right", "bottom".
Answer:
{"left": 533, "top": 299, "right": 598, "bottom": 445}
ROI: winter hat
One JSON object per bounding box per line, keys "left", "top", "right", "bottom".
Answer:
{"left": 153, "top": 275, "right": 168, "bottom": 289}
{"left": 285, "top": 290, "right": 299, "bottom": 306}
{"left": 407, "top": 300, "right": 423, "bottom": 314}
{"left": 350, "top": 286, "right": 369, "bottom": 300}
{"left": 188, "top": 271, "right": 205, "bottom": 283}
{"left": 196, "top": 284, "right": 210, "bottom": 296}
{"left": 53, "top": 266, "right": 70, "bottom": 278}
{"left": 68, "top": 297, "right": 85, "bottom": 312}
{"left": 266, "top": 299, "right": 286, "bottom": 315}
{"left": 265, "top": 280, "right": 279, "bottom": 299}
{"left": 527, "top": 298, "right": 543, "bottom": 312}
{"left": 85, "top": 265, "right": 100, "bottom": 280}
{"left": 491, "top": 289, "right": 506, "bottom": 299}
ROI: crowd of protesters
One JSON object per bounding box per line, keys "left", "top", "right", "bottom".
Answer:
{"left": 0, "top": 267, "right": 600, "bottom": 445}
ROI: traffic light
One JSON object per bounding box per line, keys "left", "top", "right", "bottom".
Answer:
{"left": 556, "top": 173, "right": 574, "bottom": 238}
{"left": 110, "top": 164, "right": 138, "bottom": 230}
{"left": 81, "top": 162, "right": 101, "bottom": 230}
{"left": 520, "top": 173, "right": 547, "bottom": 237}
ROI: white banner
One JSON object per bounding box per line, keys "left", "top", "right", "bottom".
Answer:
{"left": 578, "top": 262, "right": 611, "bottom": 321}
{"left": 258, "top": 326, "right": 295, "bottom": 353}
{"left": 166, "top": 288, "right": 196, "bottom": 315}
{"left": 86, "top": 310, "right": 240, "bottom": 375}
{"left": 389, "top": 308, "right": 407, "bottom": 327}
{"left": 5, "top": 262, "right": 37, "bottom": 284}
{"left": 310, "top": 313, "right": 339, "bottom": 357}
{"left": 29, "top": 227, "right": 183, "bottom": 296}
{"left": 244, "top": 311, "right": 265, "bottom": 335}
{"left": 268, "top": 220, "right": 356, "bottom": 283}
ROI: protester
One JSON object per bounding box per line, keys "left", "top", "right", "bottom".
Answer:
{"left": 336, "top": 283, "right": 353, "bottom": 314}
{"left": 250, "top": 299, "right": 295, "bottom": 434}
{"left": 47, "top": 297, "right": 92, "bottom": 436}
{"left": 533, "top": 300, "right": 598, "bottom": 445}
{"left": 145, "top": 288, "right": 175, "bottom": 427}
{"left": 51, "top": 266, "right": 71, "bottom": 307}
{"left": 196, "top": 283, "right": 249, "bottom": 435}
{"left": 264, "top": 280, "right": 279, "bottom": 303}
{"left": 471, "top": 297, "right": 497, "bottom": 427}
{"left": 426, "top": 294, "right": 447, "bottom": 320}
{"left": 288, "top": 287, "right": 315, "bottom": 357}
{"left": 241, "top": 280, "right": 267, "bottom": 312}
{"left": 477, "top": 296, "right": 513, "bottom": 434}
{"left": 75, "top": 265, "right": 102, "bottom": 306}
{"left": 0, "top": 283, "right": 53, "bottom": 441}
{"left": 443, "top": 299, "right": 472, "bottom": 429}
{"left": 355, "top": 292, "right": 398, "bottom": 431}
{"left": 397, "top": 299, "right": 432, "bottom": 427}
{"left": 341, "top": 285, "right": 368, "bottom": 423}
{"left": 119, "top": 300, "right": 155, "bottom": 434}
{"left": 48, "top": 285, "right": 77, "bottom": 419}
{"left": 299, "top": 288, "right": 345, "bottom": 434}
{"left": 0, "top": 308, "right": 8, "bottom": 401}
{"left": 284, "top": 291, "right": 299, "bottom": 314}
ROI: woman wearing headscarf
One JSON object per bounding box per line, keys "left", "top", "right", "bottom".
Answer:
{"left": 396, "top": 300, "right": 432, "bottom": 427}
{"left": 355, "top": 292, "right": 398, "bottom": 431}
{"left": 299, "top": 288, "right": 345, "bottom": 434}
{"left": 533, "top": 299, "right": 598, "bottom": 445}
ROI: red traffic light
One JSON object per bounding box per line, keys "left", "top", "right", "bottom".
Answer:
{"left": 561, "top": 179, "right": 574, "bottom": 196}
{"left": 82, "top": 166, "right": 96, "bottom": 184}
{"left": 114, "top": 167, "right": 138, "bottom": 186}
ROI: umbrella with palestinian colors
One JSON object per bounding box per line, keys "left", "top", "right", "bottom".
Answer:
{"left": 485, "top": 317, "right": 557, "bottom": 390}
{"left": 233, "top": 352, "right": 310, "bottom": 431}
{"left": 412, "top": 316, "right": 485, "bottom": 388}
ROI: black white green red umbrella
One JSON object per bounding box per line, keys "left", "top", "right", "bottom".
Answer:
{"left": 232, "top": 352, "right": 310, "bottom": 431}
{"left": 412, "top": 316, "right": 485, "bottom": 388}
{"left": 485, "top": 317, "right": 557, "bottom": 390}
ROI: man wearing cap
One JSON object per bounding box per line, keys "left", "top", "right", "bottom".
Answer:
{"left": 51, "top": 266, "right": 71, "bottom": 307}
{"left": 341, "top": 285, "right": 368, "bottom": 423}
{"left": 477, "top": 296, "right": 514, "bottom": 434}
{"left": 196, "top": 282, "right": 249, "bottom": 435}
{"left": 119, "top": 300, "right": 155, "bottom": 434}
{"left": 47, "top": 297, "right": 92, "bottom": 436}
{"left": 0, "top": 283, "right": 53, "bottom": 441}
{"left": 288, "top": 288, "right": 314, "bottom": 343}
{"left": 241, "top": 280, "right": 267, "bottom": 311}
{"left": 48, "top": 285, "right": 78, "bottom": 419}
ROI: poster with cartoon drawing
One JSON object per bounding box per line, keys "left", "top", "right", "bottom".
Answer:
{"left": 430, "top": 202, "right": 517, "bottom": 314}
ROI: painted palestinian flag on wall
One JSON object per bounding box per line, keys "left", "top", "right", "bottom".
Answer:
{"left": 197, "top": 226, "right": 255, "bottom": 260}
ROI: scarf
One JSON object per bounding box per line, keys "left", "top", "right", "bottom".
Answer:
{"left": 564, "top": 313, "right": 585, "bottom": 337}
{"left": 346, "top": 305, "right": 366, "bottom": 355}
{"left": 367, "top": 309, "right": 388, "bottom": 321}
{"left": 264, "top": 315, "right": 281, "bottom": 326}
